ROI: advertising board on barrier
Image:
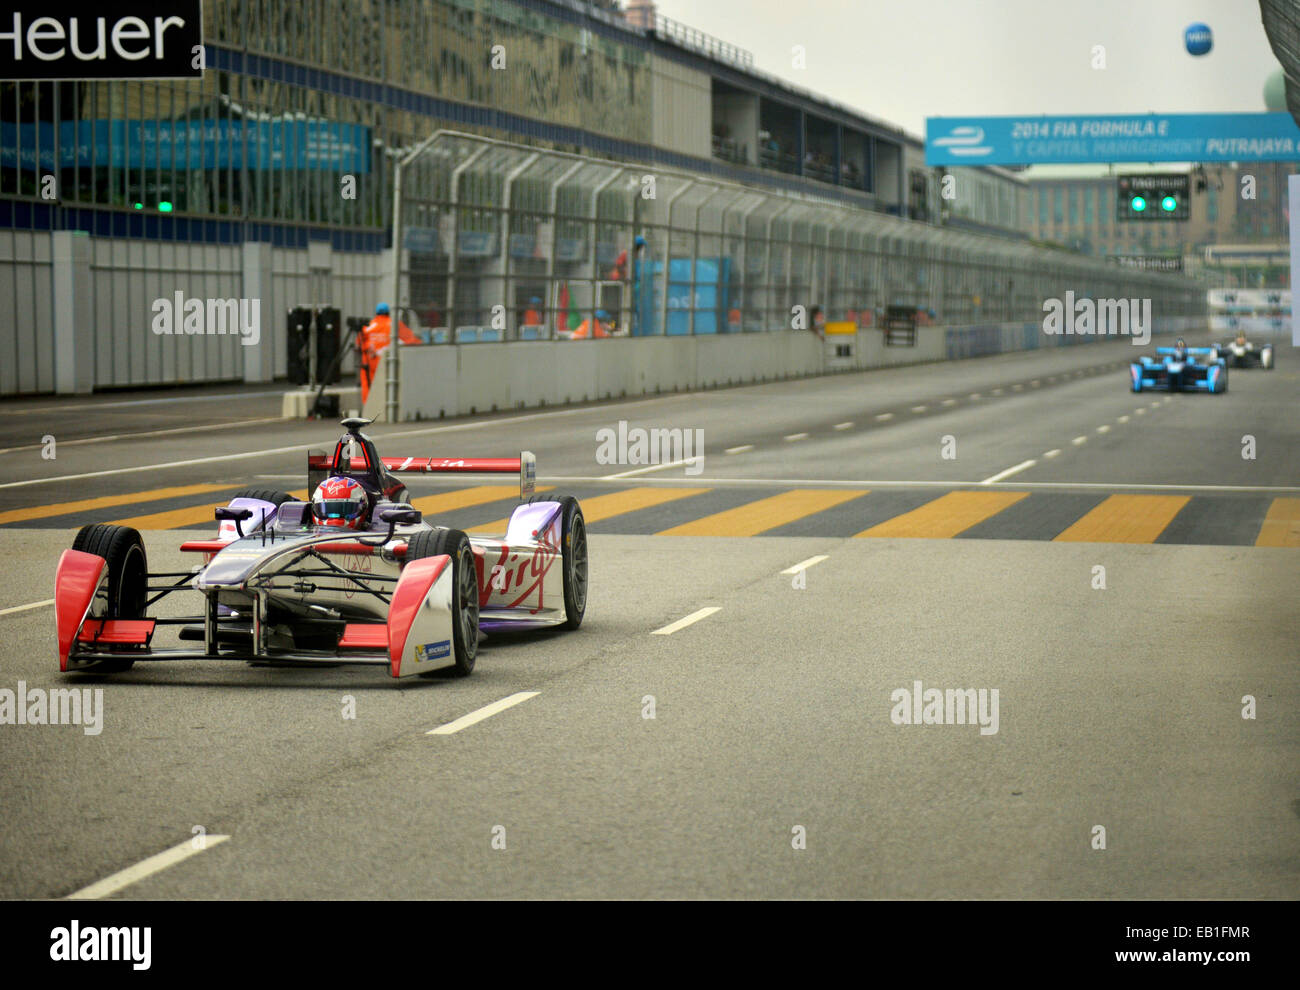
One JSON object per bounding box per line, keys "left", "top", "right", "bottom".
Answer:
{"left": 926, "top": 112, "right": 1300, "bottom": 165}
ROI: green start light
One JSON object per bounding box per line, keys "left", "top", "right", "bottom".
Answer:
{"left": 157, "top": 201, "right": 173, "bottom": 213}
{"left": 1130, "top": 196, "right": 1147, "bottom": 212}
{"left": 1160, "top": 195, "right": 1177, "bottom": 212}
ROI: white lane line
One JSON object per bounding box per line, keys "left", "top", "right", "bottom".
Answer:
{"left": 1135, "top": 408, "right": 1146, "bottom": 415}
{"left": 543, "top": 475, "right": 1300, "bottom": 494}
{"left": 781, "top": 554, "right": 829, "bottom": 575}
{"left": 1096, "top": 425, "right": 1111, "bottom": 434}
{"left": 603, "top": 456, "right": 703, "bottom": 479}
{"left": 1148, "top": 402, "right": 1160, "bottom": 410}
{"left": 1117, "top": 415, "right": 1130, "bottom": 424}
{"left": 977, "top": 457, "right": 1034, "bottom": 483}
{"left": 0, "top": 395, "right": 682, "bottom": 490}
{"left": 969, "top": 392, "right": 982, "bottom": 400}
{"left": 12, "top": 391, "right": 286, "bottom": 417}
{"left": 0, "top": 599, "right": 54, "bottom": 617}
{"left": 875, "top": 413, "right": 894, "bottom": 421}
{"left": 426, "top": 691, "right": 540, "bottom": 736}
{"left": 1072, "top": 436, "right": 1088, "bottom": 446}
{"left": 1043, "top": 448, "right": 1062, "bottom": 459}
{"left": 980, "top": 459, "right": 1036, "bottom": 484}
{"left": 833, "top": 421, "right": 854, "bottom": 430}
{"left": 784, "top": 433, "right": 809, "bottom": 441}
{"left": 0, "top": 418, "right": 285, "bottom": 456}
{"left": 67, "top": 835, "right": 231, "bottom": 899}
{"left": 725, "top": 444, "right": 754, "bottom": 455}
{"left": 651, "top": 607, "right": 721, "bottom": 636}
{"left": 911, "top": 405, "right": 928, "bottom": 413}
{"left": 1011, "top": 383, "right": 1024, "bottom": 391}
{"left": 941, "top": 398, "right": 957, "bottom": 406}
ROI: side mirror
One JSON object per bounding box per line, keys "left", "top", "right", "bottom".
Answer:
{"left": 215, "top": 506, "right": 254, "bottom": 539}
{"left": 378, "top": 507, "right": 422, "bottom": 526}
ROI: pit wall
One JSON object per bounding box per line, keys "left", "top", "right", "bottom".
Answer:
{"left": 364, "top": 316, "right": 1208, "bottom": 422}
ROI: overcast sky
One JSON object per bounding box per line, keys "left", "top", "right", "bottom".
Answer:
{"left": 651, "top": 0, "right": 1281, "bottom": 138}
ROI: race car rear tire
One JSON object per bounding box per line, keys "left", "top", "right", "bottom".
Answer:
{"left": 231, "top": 488, "right": 294, "bottom": 506}
{"left": 69, "top": 524, "right": 148, "bottom": 673}
{"left": 405, "top": 529, "right": 478, "bottom": 676}
{"left": 557, "top": 496, "right": 588, "bottom": 631}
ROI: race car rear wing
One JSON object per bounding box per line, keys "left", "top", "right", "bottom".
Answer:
{"left": 308, "top": 450, "right": 537, "bottom": 500}
{"left": 1156, "top": 346, "right": 1217, "bottom": 357}
{"left": 382, "top": 453, "right": 537, "bottom": 500}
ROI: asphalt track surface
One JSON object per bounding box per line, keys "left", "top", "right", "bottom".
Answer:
{"left": 1, "top": 334, "right": 1297, "bottom": 899}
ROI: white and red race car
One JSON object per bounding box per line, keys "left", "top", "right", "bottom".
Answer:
{"left": 55, "top": 419, "right": 587, "bottom": 679}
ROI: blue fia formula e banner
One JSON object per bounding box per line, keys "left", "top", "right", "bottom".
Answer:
{"left": 926, "top": 113, "right": 1300, "bottom": 165}
{"left": 0, "top": 119, "right": 372, "bottom": 172}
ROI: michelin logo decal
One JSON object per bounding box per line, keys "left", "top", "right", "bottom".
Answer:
{"left": 415, "top": 640, "right": 452, "bottom": 663}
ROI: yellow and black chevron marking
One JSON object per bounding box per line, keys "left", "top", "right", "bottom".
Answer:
{"left": 1, "top": 483, "right": 1298, "bottom": 548}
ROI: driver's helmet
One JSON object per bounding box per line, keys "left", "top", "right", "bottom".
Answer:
{"left": 312, "top": 476, "right": 369, "bottom": 529}
{"left": 1235, "top": 334, "right": 1247, "bottom": 346}
{"left": 1173, "top": 337, "right": 1187, "bottom": 359}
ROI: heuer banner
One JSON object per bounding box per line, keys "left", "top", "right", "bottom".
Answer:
{"left": 0, "top": 3, "right": 203, "bottom": 80}
{"left": 926, "top": 112, "right": 1300, "bottom": 165}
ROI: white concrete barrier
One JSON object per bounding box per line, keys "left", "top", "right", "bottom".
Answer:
{"left": 358, "top": 318, "right": 1204, "bottom": 423}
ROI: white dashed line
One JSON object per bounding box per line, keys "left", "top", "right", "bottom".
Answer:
{"left": 1135, "top": 408, "right": 1146, "bottom": 415}
{"left": 1096, "top": 425, "right": 1111, "bottom": 434}
{"left": 941, "top": 398, "right": 957, "bottom": 407}
{"left": 876, "top": 413, "right": 894, "bottom": 421}
{"left": 833, "top": 422, "right": 854, "bottom": 430}
{"left": 603, "top": 457, "right": 703, "bottom": 479}
{"left": 969, "top": 393, "right": 982, "bottom": 400}
{"left": 0, "top": 599, "right": 54, "bottom": 617}
{"left": 980, "top": 459, "right": 1037, "bottom": 484}
{"left": 1043, "top": 449, "right": 1062, "bottom": 459}
{"left": 911, "top": 405, "right": 928, "bottom": 413}
{"left": 991, "top": 388, "right": 1004, "bottom": 396}
{"left": 652, "top": 607, "right": 721, "bottom": 636}
{"left": 1072, "top": 436, "right": 1088, "bottom": 446}
{"left": 1011, "top": 384, "right": 1023, "bottom": 391}
{"left": 427, "top": 692, "right": 540, "bottom": 735}
{"left": 1117, "top": 415, "right": 1130, "bottom": 424}
{"left": 781, "top": 555, "right": 830, "bottom": 575}
{"left": 725, "top": 445, "right": 754, "bottom": 455}
{"left": 67, "top": 835, "right": 231, "bottom": 899}
{"left": 784, "top": 433, "right": 809, "bottom": 442}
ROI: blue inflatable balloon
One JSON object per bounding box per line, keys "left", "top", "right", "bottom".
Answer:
{"left": 1185, "top": 23, "right": 1212, "bottom": 57}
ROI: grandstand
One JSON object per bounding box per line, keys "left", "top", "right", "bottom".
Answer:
{"left": 0, "top": 0, "right": 1204, "bottom": 396}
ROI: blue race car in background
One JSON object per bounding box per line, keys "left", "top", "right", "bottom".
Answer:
{"left": 1130, "top": 339, "right": 1227, "bottom": 393}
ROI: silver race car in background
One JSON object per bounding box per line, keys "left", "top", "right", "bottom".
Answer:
{"left": 1216, "top": 334, "right": 1274, "bottom": 370}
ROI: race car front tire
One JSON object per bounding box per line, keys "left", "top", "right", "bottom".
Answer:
{"left": 405, "top": 529, "right": 478, "bottom": 676}
{"left": 69, "top": 524, "right": 148, "bottom": 672}
{"left": 556, "top": 496, "right": 588, "bottom": 631}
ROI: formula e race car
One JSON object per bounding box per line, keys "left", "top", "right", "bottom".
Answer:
{"left": 1130, "top": 339, "right": 1227, "bottom": 393}
{"left": 54, "top": 419, "right": 587, "bottom": 679}
{"left": 1215, "top": 335, "right": 1274, "bottom": 370}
